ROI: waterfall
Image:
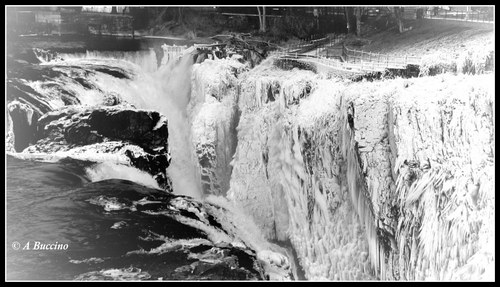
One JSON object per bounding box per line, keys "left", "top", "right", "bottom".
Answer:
{"left": 25, "top": 48, "right": 204, "bottom": 199}
{"left": 58, "top": 50, "right": 159, "bottom": 73}
{"left": 151, "top": 53, "right": 203, "bottom": 199}
{"left": 112, "top": 49, "right": 204, "bottom": 199}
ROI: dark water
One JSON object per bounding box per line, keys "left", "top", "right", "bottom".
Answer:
{"left": 6, "top": 156, "right": 264, "bottom": 280}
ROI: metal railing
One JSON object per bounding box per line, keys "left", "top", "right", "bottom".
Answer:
{"left": 342, "top": 45, "right": 421, "bottom": 68}
{"left": 269, "top": 34, "right": 422, "bottom": 74}
{"left": 174, "top": 32, "right": 422, "bottom": 74}
{"left": 423, "top": 10, "right": 494, "bottom": 23}
{"left": 270, "top": 50, "right": 391, "bottom": 73}
{"left": 162, "top": 44, "right": 188, "bottom": 62}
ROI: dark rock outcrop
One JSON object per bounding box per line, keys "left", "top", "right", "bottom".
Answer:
{"left": 87, "top": 109, "right": 169, "bottom": 153}
{"left": 25, "top": 106, "right": 172, "bottom": 190}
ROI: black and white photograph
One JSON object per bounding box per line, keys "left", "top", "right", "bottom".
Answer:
{"left": 5, "top": 5, "right": 495, "bottom": 281}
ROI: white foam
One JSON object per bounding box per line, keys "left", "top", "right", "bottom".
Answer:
{"left": 69, "top": 257, "right": 106, "bottom": 264}
{"left": 85, "top": 162, "right": 160, "bottom": 189}
{"left": 126, "top": 238, "right": 212, "bottom": 256}
{"left": 75, "top": 267, "right": 151, "bottom": 281}
{"left": 87, "top": 195, "right": 135, "bottom": 212}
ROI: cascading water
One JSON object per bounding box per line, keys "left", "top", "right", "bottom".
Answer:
{"left": 57, "top": 49, "right": 159, "bottom": 73}
{"left": 151, "top": 53, "right": 203, "bottom": 199}
{"left": 31, "top": 48, "right": 204, "bottom": 199}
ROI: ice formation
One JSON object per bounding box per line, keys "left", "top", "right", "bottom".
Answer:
{"left": 191, "top": 54, "right": 494, "bottom": 280}
{"left": 189, "top": 56, "right": 247, "bottom": 196}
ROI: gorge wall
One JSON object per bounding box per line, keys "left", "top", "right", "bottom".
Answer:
{"left": 190, "top": 56, "right": 495, "bottom": 280}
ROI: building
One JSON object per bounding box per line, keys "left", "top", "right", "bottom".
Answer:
{"left": 7, "top": 7, "right": 82, "bottom": 35}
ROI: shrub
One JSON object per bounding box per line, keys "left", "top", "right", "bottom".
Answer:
{"left": 456, "top": 50, "right": 495, "bottom": 75}
{"left": 419, "top": 48, "right": 494, "bottom": 77}
{"left": 419, "top": 54, "right": 457, "bottom": 77}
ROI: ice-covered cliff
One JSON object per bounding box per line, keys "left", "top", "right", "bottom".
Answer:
{"left": 188, "top": 55, "right": 247, "bottom": 196}
{"left": 191, "top": 55, "right": 494, "bottom": 280}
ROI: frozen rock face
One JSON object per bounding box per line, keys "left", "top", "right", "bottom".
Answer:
{"left": 381, "top": 76, "right": 494, "bottom": 280}
{"left": 6, "top": 112, "right": 16, "bottom": 153}
{"left": 7, "top": 100, "right": 39, "bottom": 152}
{"left": 231, "top": 70, "right": 374, "bottom": 279}
{"left": 188, "top": 56, "right": 248, "bottom": 196}
{"left": 336, "top": 75, "right": 494, "bottom": 280}
{"left": 228, "top": 66, "right": 318, "bottom": 243}
{"left": 20, "top": 106, "right": 173, "bottom": 191}
{"left": 211, "top": 59, "right": 494, "bottom": 281}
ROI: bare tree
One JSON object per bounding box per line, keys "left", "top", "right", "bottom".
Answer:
{"left": 154, "top": 7, "right": 168, "bottom": 26}
{"left": 257, "top": 6, "right": 266, "bottom": 32}
{"left": 394, "top": 7, "right": 404, "bottom": 33}
{"left": 344, "top": 7, "right": 354, "bottom": 34}
{"left": 355, "top": 7, "right": 363, "bottom": 36}
{"left": 177, "top": 7, "right": 183, "bottom": 24}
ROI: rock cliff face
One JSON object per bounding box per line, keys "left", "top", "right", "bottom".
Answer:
{"left": 192, "top": 55, "right": 494, "bottom": 281}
